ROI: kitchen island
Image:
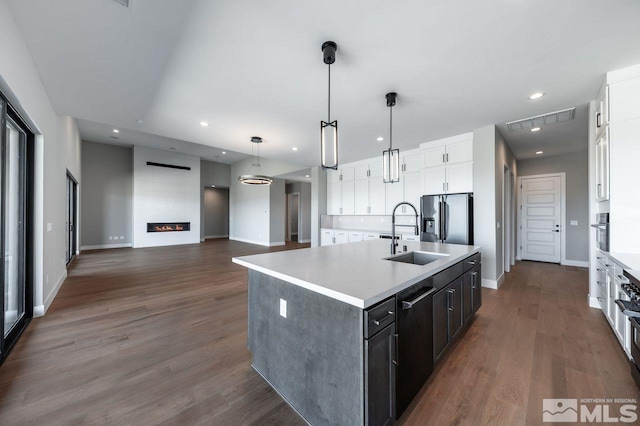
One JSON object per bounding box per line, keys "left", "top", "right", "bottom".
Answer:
{"left": 232, "top": 239, "right": 481, "bottom": 426}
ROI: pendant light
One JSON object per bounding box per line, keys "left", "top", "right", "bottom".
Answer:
{"left": 320, "top": 41, "right": 338, "bottom": 170}
{"left": 238, "top": 136, "right": 273, "bottom": 185}
{"left": 383, "top": 92, "right": 400, "bottom": 183}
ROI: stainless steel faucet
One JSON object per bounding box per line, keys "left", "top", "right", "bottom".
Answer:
{"left": 391, "top": 202, "right": 419, "bottom": 254}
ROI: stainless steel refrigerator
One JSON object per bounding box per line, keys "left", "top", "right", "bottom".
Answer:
{"left": 420, "top": 193, "right": 473, "bottom": 244}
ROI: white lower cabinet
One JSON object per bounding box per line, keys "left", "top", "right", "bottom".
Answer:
{"left": 363, "top": 232, "right": 380, "bottom": 240}
{"left": 401, "top": 235, "right": 420, "bottom": 242}
{"left": 334, "top": 230, "right": 349, "bottom": 245}
{"left": 348, "top": 231, "right": 364, "bottom": 243}
{"left": 321, "top": 229, "right": 334, "bottom": 246}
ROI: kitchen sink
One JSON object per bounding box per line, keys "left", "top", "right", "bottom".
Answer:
{"left": 385, "top": 251, "right": 449, "bottom": 266}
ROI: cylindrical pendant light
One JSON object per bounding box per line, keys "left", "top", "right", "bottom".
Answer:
{"left": 321, "top": 41, "right": 338, "bottom": 170}
{"left": 383, "top": 92, "right": 400, "bottom": 183}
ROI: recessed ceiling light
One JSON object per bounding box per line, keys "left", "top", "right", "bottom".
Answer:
{"left": 377, "top": 137, "right": 384, "bottom": 142}
{"left": 222, "top": 151, "right": 226, "bottom": 155}
{"left": 305, "top": 175, "right": 310, "bottom": 178}
{"left": 113, "top": 129, "right": 120, "bottom": 133}
{"left": 200, "top": 121, "right": 209, "bottom": 127}
{"left": 137, "top": 119, "right": 143, "bottom": 124}
{"left": 531, "top": 127, "right": 541, "bottom": 132}
{"left": 211, "top": 185, "right": 216, "bottom": 188}
{"left": 292, "top": 147, "right": 298, "bottom": 151}
{"left": 536, "top": 151, "right": 543, "bottom": 155}
{"left": 529, "top": 92, "right": 544, "bottom": 100}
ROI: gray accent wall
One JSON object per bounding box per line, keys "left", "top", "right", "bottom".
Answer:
{"left": 80, "top": 141, "right": 132, "bottom": 248}
{"left": 200, "top": 160, "right": 230, "bottom": 240}
{"left": 286, "top": 181, "right": 312, "bottom": 242}
{"left": 518, "top": 151, "right": 589, "bottom": 262}
{"left": 203, "top": 187, "right": 229, "bottom": 238}
{"left": 269, "top": 179, "right": 286, "bottom": 245}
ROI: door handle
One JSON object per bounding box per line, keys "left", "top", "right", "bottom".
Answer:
{"left": 552, "top": 230, "right": 560, "bottom": 233}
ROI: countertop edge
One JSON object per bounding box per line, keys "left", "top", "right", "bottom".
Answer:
{"left": 233, "top": 246, "right": 481, "bottom": 309}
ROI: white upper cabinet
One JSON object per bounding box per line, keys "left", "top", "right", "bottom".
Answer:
{"left": 594, "top": 83, "right": 610, "bottom": 137}
{"left": 446, "top": 140, "right": 473, "bottom": 164}
{"left": 328, "top": 169, "right": 341, "bottom": 184}
{"left": 446, "top": 162, "right": 473, "bottom": 194}
{"left": 402, "top": 152, "right": 424, "bottom": 173}
{"left": 595, "top": 128, "right": 610, "bottom": 202}
{"left": 369, "top": 179, "right": 386, "bottom": 214}
{"left": 421, "top": 134, "right": 473, "bottom": 195}
{"left": 341, "top": 166, "right": 355, "bottom": 182}
{"left": 423, "top": 145, "right": 446, "bottom": 168}
{"left": 354, "top": 164, "right": 370, "bottom": 180}
{"left": 422, "top": 137, "right": 472, "bottom": 167}
{"left": 423, "top": 166, "right": 446, "bottom": 195}
{"left": 354, "top": 179, "right": 370, "bottom": 215}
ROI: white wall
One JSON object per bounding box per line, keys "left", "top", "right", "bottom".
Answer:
{"left": 0, "top": 2, "right": 82, "bottom": 315}
{"left": 132, "top": 146, "right": 201, "bottom": 248}
{"left": 229, "top": 157, "right": 306, "bottom": 246}
{"left": 495, "top": 129, "right": 517, "bottom": 281}
{"left": 270, "top": 178, "right": 286, "bottom": 245}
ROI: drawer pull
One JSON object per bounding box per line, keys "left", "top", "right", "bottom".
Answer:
{"left": 373, "top": 310, "right": 394, "bottom": 326}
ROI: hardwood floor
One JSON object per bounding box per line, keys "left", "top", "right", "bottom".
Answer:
{"left": 0, "top": 241, "right": 637, "bottom": 425}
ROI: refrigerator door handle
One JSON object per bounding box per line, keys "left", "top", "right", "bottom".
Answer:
{"left": 439, "top": 199, "right": 445, "bottom": 242}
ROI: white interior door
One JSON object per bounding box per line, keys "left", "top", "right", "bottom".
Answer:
{"left": 520, "top": 175, "right": 562, "bottom": 263}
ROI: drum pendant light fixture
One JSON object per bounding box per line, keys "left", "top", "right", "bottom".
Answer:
{"left": 238, "top": 136, "right": 273, "bottom": 185}
{"left": 383, "top": 92, "right": 400, "bottom": 183}
{"left": 320, "top": 41, "right": 338, "bottom": 170}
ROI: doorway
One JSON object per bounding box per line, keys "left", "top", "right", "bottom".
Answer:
{"left": 287, "top": 192, "right": 300, "bottom": 242}
{"left": 1, "top": 95, "right": 34, "bottom": 363}
{"left": 66, "top": 172, "right": 78, "bottom": 265}
{"left": 503, "top": 166, "right": 513, "bottom": 273}
{"left": 518, "top": 173, "right": 565, "bottom": 263}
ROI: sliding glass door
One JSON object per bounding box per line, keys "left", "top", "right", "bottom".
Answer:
{"left": 1, "top": 95, "right": 33, "bottom": 362}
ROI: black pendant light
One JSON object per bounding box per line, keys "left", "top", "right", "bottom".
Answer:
{"left": 383, "top": 92, "right": 400, "bottom": 183}
{"left": 238, "top": 136, "right": 273, "bottom": 185}
{"left": 320, "top": 41, "right": 338, "bottom": 170}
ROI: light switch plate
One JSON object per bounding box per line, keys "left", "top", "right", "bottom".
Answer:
{"left": 570, "top": 220, "right": 578, "bottom": 226}
{"left": 280, "top": 299, "right": 287, "bottom": 318}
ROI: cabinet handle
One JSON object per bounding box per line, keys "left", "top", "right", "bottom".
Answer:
{"left": 468, "top": 260, "right": 477, "bottom": 265}
{"left": 447, "top": 182, "right": 449, "bottom": 192}
{"left": 597, "top": 183, "right": 602, "bottom": 197}
{"left": 373, "top": 310, "right": 394, "bottom": 326}
{"left": 446, "top": 153, "right": 449, "bottom": 163}
{"left": 596, "top": 112, "right": 602, "bottom": 128}
{"left": 443, "top": 182, "right": 446, "bottom": 192}
{"left": 402, "top": 287, "right": 437, "bottom": 310}
{"left": 471, "top": 271, "right": 477, "bottom": 289}
{"left": 447, "top": 288, "right": 455, "bottom": 311}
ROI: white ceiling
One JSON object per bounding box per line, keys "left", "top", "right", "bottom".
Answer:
{"left": 7, "top": 0, "right": 640, "bottom": 163}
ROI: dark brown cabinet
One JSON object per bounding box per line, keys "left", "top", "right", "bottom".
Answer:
{"left": 364, "top": 322, "right": 396, "bottom": 426}
{"left": 462, "top": 264, "right": 481, "bottom": 323}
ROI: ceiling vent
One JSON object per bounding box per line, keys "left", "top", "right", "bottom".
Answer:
{"left": 112, "top": 0, "right": 130, "bottom": 7}
{"left": 506, "top": 107, "right": 575, "bottom": 131}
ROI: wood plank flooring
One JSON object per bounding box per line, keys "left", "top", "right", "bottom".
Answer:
{"left": 0, "top": 240, "right": 637, "bottom": 425}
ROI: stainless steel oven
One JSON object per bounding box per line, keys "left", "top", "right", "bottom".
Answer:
{"left": 591, "top": 213, "right": 610, "bottom": 252}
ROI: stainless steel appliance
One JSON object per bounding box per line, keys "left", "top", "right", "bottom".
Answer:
{"left": 590, "top": 213, "right": 610, "bottom": 252}
{"left": 420, "top": 193, "right": 473, "bottom": 244}
{"left": 618, "top": 270, "right": 640, "bottom": 389}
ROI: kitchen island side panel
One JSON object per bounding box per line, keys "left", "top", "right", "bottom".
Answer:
{"left": 248, "top": 270, "right": 365, "bottom": 426}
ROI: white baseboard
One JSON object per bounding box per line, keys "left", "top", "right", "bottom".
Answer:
{"left": 482, "top": 279, "right": 498, "bottom": 289}
{"left": 43, "top": 270, "right": 67, "bottom": 314}
{"left": 34, "top": 305, "right": 45, "bottom": 318}
{"left": 229, "top": 236, "right": 271, "bottom": 247}
{"left": 270, "top": 241, "right": 286, "bottom": 246}
{"left": 299, "top": 239, "right": 311, "bottom": 243}
{"left": 562, "top": 259, "right": 589, "bottom": 268}
{"left": 204, "top": 235, "right": 229, "bottom": 240}
{"left": 589, "top": 295, "right": 602, "bottom": 309}
{"left": 81, "top": 243, "right": 132, "bottom": 251}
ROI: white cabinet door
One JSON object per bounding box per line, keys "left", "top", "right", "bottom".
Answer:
{"left": 327, "top": 183, "right": 341, "bottom": 215}
{"left": 446, "top": 140, "right": 473, "bottom": 164}
{"left": 423, "top": 145, "right": 446, "bottom": 168}
{"left": 341, "top": 181, "right": 355, "bottom": 215}
{"left": 354, "top": 179, "right": 370, "bottom": 215}
{"left": 334, "top": 230, "right": 349, "bottom": 244}
{"left": 423, "top": 166, "right": 446, "bottom": 195}
{"left": 403, "top": 153, "right": 424, "bottom": 173}
{"left": 446, "top": 162, "right": 473, "bottom": 194}
{"left": 369, "top": 179, "right": 386, "bottom": 215}
{"left": 402, "top": 235, "right": 420, "bottom": 241}
{"left": 341, "top": 166, "right": 355, "bottom": 182}
{"left": 348, "top": 231, "right": 364, "bottom": 243}
{"left": 595, "top": 128, "right": 609, "bottom": 202}
{"left": 385, "top": 182, "right": 403, "bottom": 215}
{"left": 403, "top": 171, "right": 423, "bottom": 214}
{"left": 328, "top": 169, "right": 341, "bottom": 184}
{"left": 363, "top": 232, "right": 380, "bottom": 240}
{"left": 369, "top": 160, "right": 383, "bottom": 178}
{"left": 321, "top": 229, "right": 334, "bottom": 246}
{"left": 354, "top": 164, "right": 370, "bottom": 180}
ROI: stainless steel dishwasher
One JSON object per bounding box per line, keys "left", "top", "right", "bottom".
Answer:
{"left": 395, "top": 278, "right": 436, "bottom": 418}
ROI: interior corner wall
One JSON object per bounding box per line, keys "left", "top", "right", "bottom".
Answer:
{"left": 495, "top": 129, "right": 518, "bottom": 281}
{"left": 286, "top": 182, "right": 312, "bottom": 243}
{"left": 200, "top": 160, "right": 231, "bottom": 240}
{"left": 517, "top": 151, "right": 589, "bottom": 262}
{"left": 0, "top": 2, "right": 82, "bottom": 315}
{"left": 229, "top": 157, "right": 306, "bottom": 246}
{"left": 132, "top": 146, "right": 201, "bottom": 248}
{"left": 473, "top": 125, "right": 498, "bottom": 287}
{"left": 80, "top": 141, "right": 132, "bottom": 248}
{"left": 270, "top": 179, "right": 286, "bottom": 245}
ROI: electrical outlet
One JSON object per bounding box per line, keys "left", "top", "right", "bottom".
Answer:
{"left": 120, "top": 236, "right": 124, "bottom": 239}
{"left": 280, "top": 299, "right": 287, "bottom": 318}
{"left": 47, "top": 223, "right": 52, "bottom": 232}
{"left": 109, "top": 236, "right": 113, "bottom": 240}
{"left": 570, "top": 220, "right": 578, "bottom": 226}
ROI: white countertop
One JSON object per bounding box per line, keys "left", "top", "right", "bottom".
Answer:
{"left": 607, "top": 252, "right": 640, "bottom": 270}
{"left": 232, "top": 240, "right": 480, "bottom": 309}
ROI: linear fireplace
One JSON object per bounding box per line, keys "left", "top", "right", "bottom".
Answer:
{"left": 147, "top": 222, "right": 191, "bottom": 233}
